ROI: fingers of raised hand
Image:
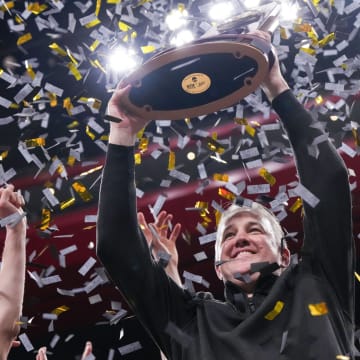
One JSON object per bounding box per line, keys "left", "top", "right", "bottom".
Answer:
{"left": 36, "top": 347, "right": 47, "bottom": 360}
{"left": 169, "top": 223, "right": 181, "bottom": 244}
{"left": 81, "top": 341, "right": 93, "bottom": 359}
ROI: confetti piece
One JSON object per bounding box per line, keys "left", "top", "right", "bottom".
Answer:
{"left": 355, "top": 272, "right": 360, "bottom": 282}
{"left": 198, "top": 231, "right": 217, "bottom": 245}
{"left": 293, "top": 183, "right": 320, "bottom": 208}
{"left": 258, "top": 168, "right": 276, "bottom": 186}
{"left": 168, "top": 151, "right": 175, "bottom": 170}
{"left": 19, "top": 333, "right": 34, "bottom": 352}
{"left": 264, "top": 301, "right": 285, "bottom": 320}
{"left": 118, "top": 341, "right": 142, "bottom": 355}
{"left": 17, "top": 32, "right": 32, "bottom": 46}
{"left": 78, "top": 256, "right": 97, "bottom": 276}
{"left": 72, "top": 181, "right": 93, "bottom": 202}
{"left": 52, "top": 305, "right": 70, "bottom": 316}
{"left": 308, "top": 302, "right": 328, "bottom": 316}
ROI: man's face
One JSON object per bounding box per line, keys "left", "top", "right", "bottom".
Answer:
{"left": 215, "top": 213, "right": 282, "bottom": 287}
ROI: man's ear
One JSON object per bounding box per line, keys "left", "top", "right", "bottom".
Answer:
{"left": 215, "top": 263, "right": 223, "bottom": 281}
{"left": 281, "top": 247, "right": 291, "bottom": 268}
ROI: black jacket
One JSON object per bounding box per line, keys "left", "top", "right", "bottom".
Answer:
{"left": 97, "top": 90, "right": 355, "bottom": 359}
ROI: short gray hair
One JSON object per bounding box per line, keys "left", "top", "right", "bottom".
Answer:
{"left": 215, "top": 202, "right": 284, "bottom": 262}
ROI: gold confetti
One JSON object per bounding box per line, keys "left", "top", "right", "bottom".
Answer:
{"left": 264, "top": 301, "right": 284, "bottom": 320}
{"left": 66, "top": 49, "right": 78, "bottom": 65}
{"left": 60, "top": 198, "right": 75, "bottom": 210}
{"left": 52, "top": 305, "right": 70, "bottom": 316}
{"left": 213, "top": 173, "right": 229, "bottom": 182}
{"left": 168, "top": 151, "right": 175, "bottom": 170}
{"left": 318, "top": 32, "right": 336, "bottom": 48}
{"left": 72, "top": 181, "right": 93, "bottom": 202}
{"left": 83, "top": 224, "right": 96, "bottom": 230}
{"left": 279, "top": 26, "right": 288, "bottom": 40}
{"left": 300, "top": 47, "right": 316, "bottom": 56}
{"left": 355, "top": 272, "right": 360, "bottom": 282}
{"left": 0, "top": 1, "right": 14, "bottom": 12}
{"left": 40, "top": 208, "right": 51, "bottom": 231}
{"left": 315, "top": 95, "right": 324, "bottom": 105}
{"left": 85, "top": 17, "right": 101, "bottom": 28}
{"left": 67, "top": 155, "right": 76, "bottom": 166}
{"left": 90, "top": 59, "right": 106, "bottom": 73}
{"left": 234, "top": 117, "right": 248, "bottom": 125}
{"left": 206, "top": 137, "right": 225, "bottom": 154}
{"left": 67, "top": 120, "right": 79, "bottom": 129}
{"left": 95, "top": 0, "right": 102, "bottom": 16}
{"left": 258, "top": 168, "right": 276, "bottom": 186}
{"left": 67, "top": 62, "right": 82, "bottom": 81}
{"left": 134, "top": 152, "right": 141, "bottom": 165}
{"left": 49, "top": 42, "right": 67, "bottom": 57}
{"left": 245, "top": 124, "right": 256, "bottom": 137}
{"left": 118, "top": 21, "right": 132, "bottom": 32}
{"left": 289, "top": 197, "right": 302, "bottom": 213}
{"left": 0, "top": 150, "right": 8, "bottom": 160}
{"left": 336, "top": 355, "right": 350, "bottom": 360}
{"left": 138, "top": 137, "right": 148, "bottom": 152}
{"left": 218, "top": 188, "right": 235, "bottom": 201}
{"left": 86, "top": 126, "right": 96, "bottom": 140}
{"left": 25, "top": 138, "right": 45, "bottom": 148}
{"left": 63, "top": 97, "right": 74, "bottom": 115}
{"left": 89, "top": 39, "right": 100, "bottom": 52}
{"left": 88, "top": 97, "right": 102, "bottom": 110}
{"left": 141, "top": 45, "right": 156, "bottom": 54}
{"left": 48, "top": 92, "right": 57, "bottom": 107}
{"left": 293, "top": 23, "right": 312, "bottom": 33}
{"left": 27, "top": 2, "right": 48, "bottom": 15}
{"left": 25, "top": 61, "right": 36, "bottom": 80}
{"left": 17, "top": 33, "right": 32, "bottom": 46}
{"left": 308, "top": 302, "right": 328, "bottom": 316}
{"left": 352, "top": 128, "right": 360, "bottom": 146}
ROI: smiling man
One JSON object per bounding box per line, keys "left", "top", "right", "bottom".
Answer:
{"left": 97, "top": 31, "right": 355, "bottom": 360}
{"left": 214, "top": 204, "right": 290, "bottom": 294}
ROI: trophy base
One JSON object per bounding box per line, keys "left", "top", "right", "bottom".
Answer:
{"left": 119, "top": 35, "right": 272, "bottom": 120}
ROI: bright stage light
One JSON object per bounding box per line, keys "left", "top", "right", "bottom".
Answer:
{"left": 166, "top": 8, "right": 189, "bottom": 31}
{"left": 243, "top": 0, "right": 261, "bottom": 9}
{"left": 208, "top": 1, "right": 235, "bottom": 21}
{"left": 108, "top": 47, "right": 138, "bottom": 73}
{"left": 280, "top": 2, "right": 299, "bottom": 21}
{"left": 170, "top": 29, "right": 195, "bottom": 47}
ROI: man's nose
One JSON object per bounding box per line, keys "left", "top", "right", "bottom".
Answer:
{"left": 234, "top": 234, "right": 250, "bottom": 247}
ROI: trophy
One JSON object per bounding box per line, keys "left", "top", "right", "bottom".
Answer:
{"left": 118, "top": 3, "right": 281, "bottom": 120}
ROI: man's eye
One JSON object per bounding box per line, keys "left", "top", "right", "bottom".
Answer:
{"left": 249, "top": 228, "right": 261, "bottom": 233}
{"left": 223, "top": 232, "right": 234, "bottom": 240}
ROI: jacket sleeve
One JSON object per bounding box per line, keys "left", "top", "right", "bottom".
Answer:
{"left": 96, "top": 144, "right": 193, "bottom": 355}
{"left": 272, "top": 90, "right": 354, "bottom": 319}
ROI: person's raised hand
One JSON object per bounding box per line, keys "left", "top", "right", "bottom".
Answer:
{"left": 107, "top": 84, "right": 151, "bottom": 146}
{"left": 138, "top": 211, "right": 182, "bottom": 284}
{"left": 248, "top": 30, "right": 289, "bottom": 101}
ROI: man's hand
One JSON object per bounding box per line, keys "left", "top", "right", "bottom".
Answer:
{"left": 248, "top": 30, "right": 289, "bottom": 101}
{"left": 0, "top": 184, "right": 26, "bottom": 226}
{"left": 138, "top": 211, "right": 182, "bottom": 285}
{"left": 36, "top": 347, "right": 47, "bottom": 360}
{"left": 81, "top": 341, "right": 93, "bottom": 359}
{"left": 107, "top": 84, "right": 151, "bottom": 146}
{"left": 35, "top": 341, "right": 93, "bottom": 360}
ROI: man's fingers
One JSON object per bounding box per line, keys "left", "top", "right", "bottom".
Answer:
{"left": 37, "top": 347, "right": 47, "bottom": 360}
{"left": 81, "top": 341, "right": 93, "bottom": 359}
{"left": 169, "top": 223, "right": 181, "bottom": 243}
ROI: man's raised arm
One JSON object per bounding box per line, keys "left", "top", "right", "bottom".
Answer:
{"left": 0, "top": 184, "right": 27, "bottom": 360}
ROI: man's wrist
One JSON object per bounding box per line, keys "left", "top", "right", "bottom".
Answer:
{"left": 109, "top": 126, "right": 137, "bottom": 146}
{"left": 262, "top": 78, "right": 289, "bottom": 102}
